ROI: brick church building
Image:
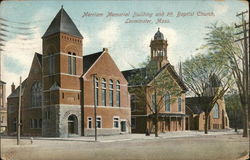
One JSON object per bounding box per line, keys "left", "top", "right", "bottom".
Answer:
{"left": 7, "top": 7, "right": 131, "bottom": 137}
{"left": 122, "top": 29, "right": 188, "bottom": 133}
{"left": 186, "top": 97, "right": 230, "bottom": 130}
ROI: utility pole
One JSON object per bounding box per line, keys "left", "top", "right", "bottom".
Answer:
{"left": 17, "top": 76, "right": 22, "bottom": 145}
{"left": 235, "top": 10, "right": 249, "bottom": 137}
{"left": 0, "top": 18, "right": 5, "bottom": 160}
{"left": 92, "top": 74, "right": 97, "bottom": 142}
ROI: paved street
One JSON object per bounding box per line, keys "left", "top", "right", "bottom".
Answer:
{"left": 1, "top": 130, "right": 249, "bottom": 160}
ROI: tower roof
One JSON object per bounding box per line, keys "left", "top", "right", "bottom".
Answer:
{"left": 154, "top": 28, "right": 164, "bottom": 40}
{"left": 42, "top": 7, "right": 83, "bottom": 38}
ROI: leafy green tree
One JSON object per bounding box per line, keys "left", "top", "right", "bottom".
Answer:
{"left": 182, "top": 53, "right": 233, "bottom": 134}
{"left": 128, "top": 58, "right": 182, "bottom": 137}
{"left": 225, "top": 90, "right": 242, "bottom": 132}
{"left": 203, "top": 23, "right": 249, "bottom": 137}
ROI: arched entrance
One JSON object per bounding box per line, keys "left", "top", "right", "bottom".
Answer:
{"left": 68, "top": 115, "right": 78, "bottom": 135}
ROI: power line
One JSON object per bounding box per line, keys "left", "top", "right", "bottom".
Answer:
{"left": 0, "top": 17, "right": 49, "bottom": 25}
{"left": 0, "top": 22, "right": 38, "bottom": 30}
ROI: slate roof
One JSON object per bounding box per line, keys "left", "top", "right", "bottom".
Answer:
{"left": 83, "top": 51, "right": 103, "bottom": 74}
{"left": 122, "top": 68, "right": 147, "bottom": 85}
{"left": 8, "top": 78, "right": 27, "bottom": 98}
{"left": 122, "top": 63, "right": 188, "bottom": 91}
{"left": 154, "top": 28, "right": 164, "bottom": 40}
{"left": 185, "top": 97, "right": 204, "bottom": 114}
{"left": 42, "top": 7, "right": 83, "bottom": 38}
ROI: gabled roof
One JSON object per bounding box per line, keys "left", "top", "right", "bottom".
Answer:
{"left": 35, "top": 52, "right": 42, "bottom": 66}
{"left": 0, "top": 80, "right": 6, "bottom": 84}
{"left": 8, "top": 78, "right": 27, "bottom": 98}
{"left": 42, "top": 7, "right": 83, "bottom": 38}
{"left": 122, "top": 68, "right": 147, "bottom": 85}
{"left": 50, "top": 82, "right": 60, "bottom": 91}
{"left": 122, "top": 62, "right": 188, "bottom": 91}
{"left": 185, "top": 97, "right": 205, "bottom": 114}
{"left": 83, "top": 51, "right": 103, "bottom": 74}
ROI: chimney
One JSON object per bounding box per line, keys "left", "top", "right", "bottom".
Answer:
{"left": 11, "top": 82, "right": 15, "bottom": 93}
{"left": 103, "top": 48, "right": 108, "bottom": 52}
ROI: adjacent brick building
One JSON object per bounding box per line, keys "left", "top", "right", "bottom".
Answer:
{"left": 122, "top": 29, "right": 188, "bottom": 133}
{"left": 7, "top": 7, "right": 130, "bottom": 137}
{"left": 185, "top": 97, "right": 230, "bottom": 130}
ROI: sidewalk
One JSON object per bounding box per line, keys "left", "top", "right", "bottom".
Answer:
{"left": 2, "top": 129, "right": 241, "bottom": 143}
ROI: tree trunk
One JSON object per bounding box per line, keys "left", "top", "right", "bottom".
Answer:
{"left": 234, "top": 111, "right": 238, "bottom": 132}
{"left": 204, "top": 113, "right": 208, "bottom": 134}
{"left": 154, "top": 90, "right": 158, "bottom": 137}
{"left": 242, "top": 106, "right": 248, "bottom": 137}
{"left": 155, "top": 113, "right": 158, "bottom": 137}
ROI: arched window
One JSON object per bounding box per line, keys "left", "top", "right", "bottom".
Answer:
{"left": 109, "top": 80, "right": 114, "bottom": 106}
{"left": 116, "top": 80, "right": 120, "bottom": 107}
{"left": 68, "top": 52, "right": 76, "bottom": 75}
{"left": 31, "top": 81, "right": 42, "bottom": 107}
{"left": 95, "top": 77, "right": 99, "bottom": 106}
{"left": 213, "top": 103, "right": 219, "bottom": 118}
{"left": 164, "top": 93, "right": 170, "bottom": 112}
{"left": 101, "top": 78, "right": 106, "bottom": 106}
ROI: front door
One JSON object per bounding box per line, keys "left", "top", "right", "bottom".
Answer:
{"left": 68, "top": 115, "right": 78, "bottom": 135}
{"left": 121, "top": 121, "right": 126, "bottom": 132}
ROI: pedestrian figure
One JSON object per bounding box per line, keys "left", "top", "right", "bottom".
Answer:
{"left": 30, "top": 137, "right": 33, "bottom": 144}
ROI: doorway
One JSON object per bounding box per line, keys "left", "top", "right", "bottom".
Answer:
{"left": 120, "top": 121, "right": 126, "bottom": 132}
{"left": 68, "top": 115, "right": 78, "bottom": 135}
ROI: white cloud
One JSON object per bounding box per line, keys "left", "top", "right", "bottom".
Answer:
{"left": 97, "top": 21, "right": 120, "bottom": 48}
{"left": 108, "top": 27, "right": 180, "bottom": 71}
{"left": 80, "top": 30, "right": 91, "bottom": 54}
{"left": 2, "top": 27, "right": 42, "bottom": 97}
{"left": 1, "top": 7, "right": 53, "bottom": 97}
{"left": 214, "top": 4, "right": 229, "bottom": 17}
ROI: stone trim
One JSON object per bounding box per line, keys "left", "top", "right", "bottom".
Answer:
{"left": 42, "top": 52, "right": 83, "bottom": 59}
{"left": 43, "top": 88, "right": 81, "bottom": 92}
{"left": 43, "top": 73, "right": 81, "bottom": 78}
{"left": 84, "top": 105, "right": 130, "bottom": 110}
{"left": 43, "top": 104, "right": 81, "bottom": 107}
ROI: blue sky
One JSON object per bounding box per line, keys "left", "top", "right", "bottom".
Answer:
{"left": 0, "top": 0, "right": 248, "bottom": 96}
